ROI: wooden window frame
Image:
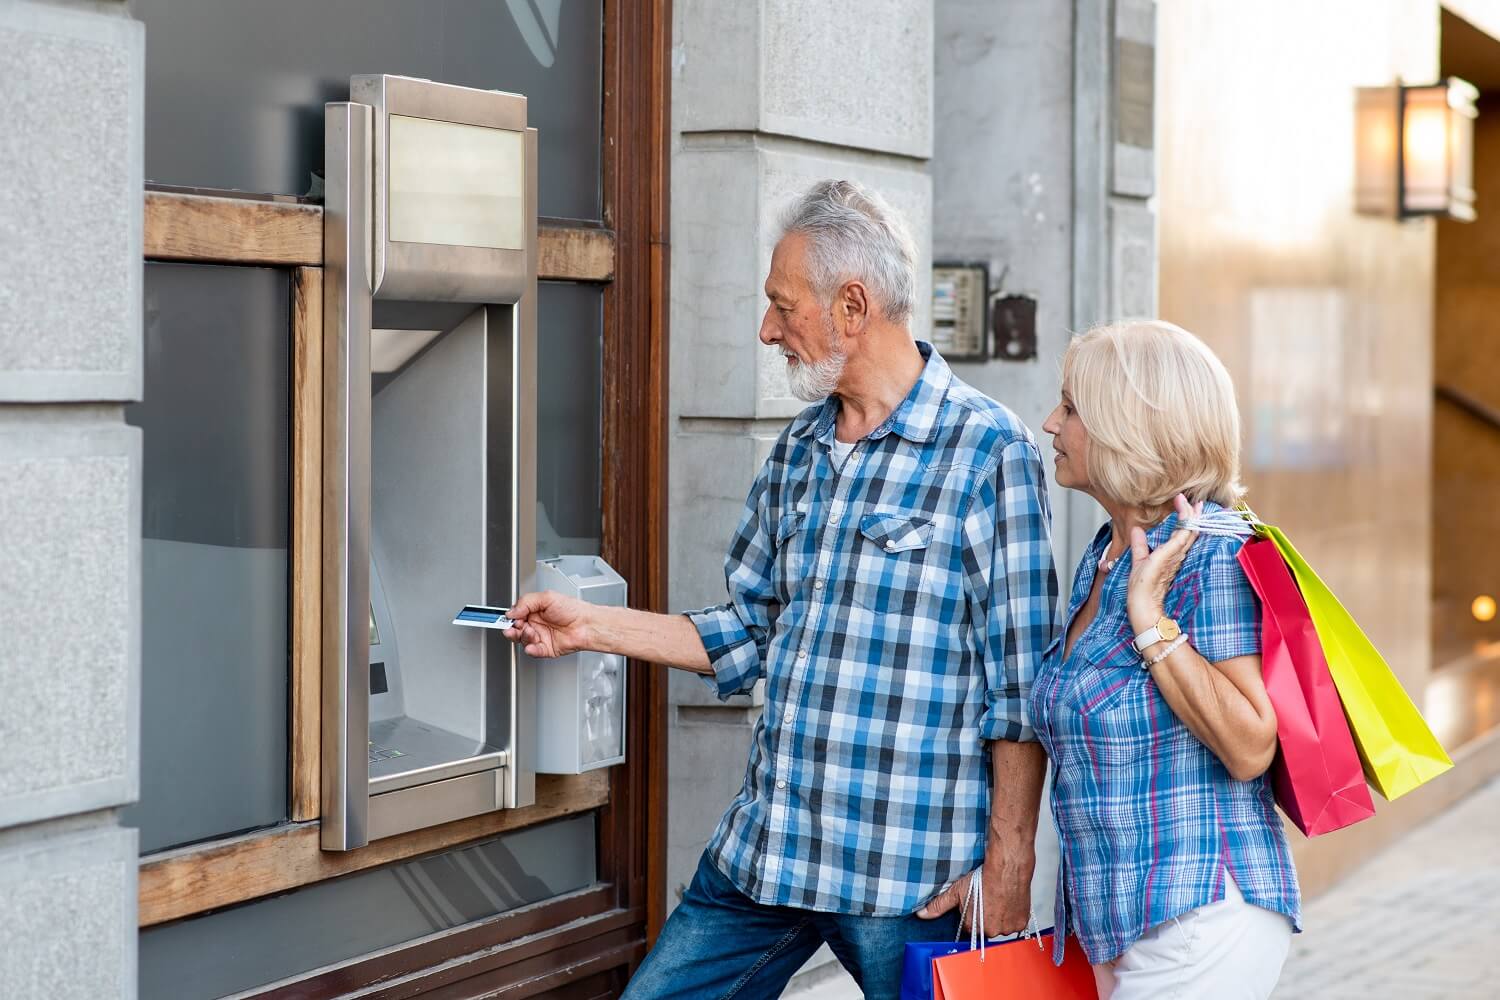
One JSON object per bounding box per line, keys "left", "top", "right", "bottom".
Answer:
{"left": 143, "top": 190, "right": 618, "bottom": 280}
{"left": 137, "top": 196, "right": 623, "bottom": 926}
{"left": 136, "top": 2, "right": 669, "bottom": 991}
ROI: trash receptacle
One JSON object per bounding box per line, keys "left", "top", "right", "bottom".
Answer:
{"left": 532, "top": 556, "right": 628, "bottom": 774}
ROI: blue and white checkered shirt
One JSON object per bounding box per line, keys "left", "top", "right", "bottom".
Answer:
{"left": 1030, "top": 506, "right": 1301, "bottom": 964}
{"left": 686, "top": 343, "right": 1059, "bottom": 916}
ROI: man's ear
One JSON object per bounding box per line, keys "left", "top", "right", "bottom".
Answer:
{"left": 835, "top": 280, "right": 870, "bottom": 337}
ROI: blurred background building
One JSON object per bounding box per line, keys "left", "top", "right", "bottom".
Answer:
{"left": 2, "top": 1, "right": 1498, "bottom": 997}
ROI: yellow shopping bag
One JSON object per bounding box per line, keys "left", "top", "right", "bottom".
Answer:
{"left": 1258, "top": 523, "right": 1452, "bottom": 800}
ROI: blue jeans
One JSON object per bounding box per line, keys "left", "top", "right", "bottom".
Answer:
{"left": 623, "top": 852, "right": 960, "bottom": 1000}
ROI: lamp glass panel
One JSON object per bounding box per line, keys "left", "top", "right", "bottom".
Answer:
{"left": 1402, "top": 85, "right": 1452, "bottom": 213}
{"left": 1354, "top": 87, "right": 1399, "bottom": 216}
{"left": 388, "top": 116, "right": 525, "bottom": 250}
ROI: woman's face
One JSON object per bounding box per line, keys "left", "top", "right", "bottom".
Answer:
{"left": 1041, "top": 390, "right": 1091, "bottom": 492}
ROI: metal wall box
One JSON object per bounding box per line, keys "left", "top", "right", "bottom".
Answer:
{"left": 532, "top": 557, "right": 628, "bottom": 774}
{"left": 930, "top": 262, "right": 989, "bottom": 360}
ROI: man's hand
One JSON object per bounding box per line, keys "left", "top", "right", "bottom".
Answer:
{"left": 503, "top": 591, "right": 594, "bottom": 658}
{"left": 915, "top": 846, "right": 1034, "bottom": 938}
{"left": 979, "top": 838, "right": 1035, "bottom": 936}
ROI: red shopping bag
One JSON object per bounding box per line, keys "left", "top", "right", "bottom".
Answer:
{"left": 931, "top": 931, "right": 1096, "bottom": 999}
{"left": 1238, "top": 538, "right": 1375, "bottom": 835}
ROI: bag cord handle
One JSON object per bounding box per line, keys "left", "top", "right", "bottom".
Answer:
{"left": 955, "top": 870, "right": 986, "bottom": 959}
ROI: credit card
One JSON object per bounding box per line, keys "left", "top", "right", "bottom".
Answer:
{"left": 452, "top": 605, "right": 516, "bottom": 630}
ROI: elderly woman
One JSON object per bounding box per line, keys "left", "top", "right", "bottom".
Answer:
{"left": 1030, "top": 320, "right": 1300, "bottom": 998}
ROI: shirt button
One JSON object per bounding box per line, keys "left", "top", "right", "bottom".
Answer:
{"left": 776, "top": 780, "right": 787, "bottom": 790}
{"left": 797, "top": 649, "right": 808, "bottom": 661}
{"left": 813, "top": 579, "right": 824, "bottom": 591}
{"left": 885, "top": 540, "right": 896, "bottom": 552}
{"left": 784, "top": 710, "right": 794, "bottom": 723}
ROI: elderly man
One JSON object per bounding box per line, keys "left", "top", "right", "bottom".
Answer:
{"left": 505, "top": 179, "right": 1059, "bottom": 999}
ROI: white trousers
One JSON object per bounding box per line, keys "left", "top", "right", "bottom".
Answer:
{"left": 1091, "top": 874, "right": 1293, "bottom": 1000}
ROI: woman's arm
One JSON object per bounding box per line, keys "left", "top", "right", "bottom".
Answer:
{"left": 1127, "top": 495, "right": 1278, "bottom": 781}
{"left": 1140, "top": 644, "right": 1277, "bottom": 781}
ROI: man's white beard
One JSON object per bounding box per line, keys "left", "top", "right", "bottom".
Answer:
{"left": 787, "top": 332, "right": 847, "bottom": 403}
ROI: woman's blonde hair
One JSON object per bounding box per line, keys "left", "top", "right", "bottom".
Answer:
{"left": 1062, "top": 319, "right": 1245, "bottom": 515}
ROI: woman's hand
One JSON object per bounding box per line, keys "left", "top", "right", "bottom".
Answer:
{"left": 1127, "top": 493, "right": 1203, "bottom": 634}
{"left": 1124, "top": 493, "right": 1279, "bottom": 779}
{"left": 503, "top": 591, "right": 594, "bottom": 658}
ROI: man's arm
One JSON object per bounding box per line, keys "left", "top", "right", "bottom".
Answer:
{"left": 507, "top": 460, "right": 779, "bottom": 694}
{"left": 505, "top": 594, "right": 712, "bottom": 675}
{"left": 980, "top": 739, "right": 1047, "bottom": 929}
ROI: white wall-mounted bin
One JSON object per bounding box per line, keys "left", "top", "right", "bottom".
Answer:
{"left": 533, "top": 556, "right": 627, "bottom": 774}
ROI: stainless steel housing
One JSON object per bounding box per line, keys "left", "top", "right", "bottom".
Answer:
{"left": 323, "top": 77, "right": 538, "bottom": 851}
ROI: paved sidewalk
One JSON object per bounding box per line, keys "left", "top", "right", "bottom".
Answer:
{"left": 787, "top": 777, "right": 1500, "bottom": 998}
{"left": 1276, "top": 776, "right": 1500, "bottom": 999}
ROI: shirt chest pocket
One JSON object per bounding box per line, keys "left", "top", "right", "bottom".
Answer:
{"left": 852, "top": 511, "right": 935, "bottom": 617}
{"left": 772, "top": 509, "right": 810, "bottom": 600}
{"left": 1067, "top": 636, "right": 1158, "bottom": 773}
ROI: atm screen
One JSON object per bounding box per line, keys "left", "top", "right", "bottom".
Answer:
{"left": 387, "top": 115, "right": 525, "bottom": 251}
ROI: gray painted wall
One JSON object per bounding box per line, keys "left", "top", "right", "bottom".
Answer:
{"left": 0, "top": 1, "right": 143, "bottom": 997}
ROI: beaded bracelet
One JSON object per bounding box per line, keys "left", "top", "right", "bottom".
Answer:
{"left": 1142, "top": 632, "right": 1189, "bottom": 670}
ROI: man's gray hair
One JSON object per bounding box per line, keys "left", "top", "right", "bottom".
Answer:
{"left": 777, "top": 179, "right": 918, "bottom": 325}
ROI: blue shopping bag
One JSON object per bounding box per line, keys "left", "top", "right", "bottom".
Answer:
{"left": 900, "top": 939, "right": 973, "bottom": 1000}
{"left": 900, "top": 873, "right": 981, "bottom": 1000}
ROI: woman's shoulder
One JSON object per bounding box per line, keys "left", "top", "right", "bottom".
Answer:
{"left": 1182, "top": 503, "right": 1255, "bottom": 564}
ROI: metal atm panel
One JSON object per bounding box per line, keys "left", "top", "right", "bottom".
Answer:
{"left": 323, "top": 76, "right": 538, "bottom": 851}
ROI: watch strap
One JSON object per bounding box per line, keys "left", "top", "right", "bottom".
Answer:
{"left": 1132, "top": 625, "right": 1163, "bottom": 653}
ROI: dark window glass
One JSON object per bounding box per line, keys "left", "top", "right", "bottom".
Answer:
{"left": 138, "top": 814, "right": 598, "bottom": 999}
{"left": 121, "top": 263, "right": 290, "bottom": 854}
{"left": 537, "top": 282, "right": 603, "bottom": 558}
{"left": 134, "top": 0, "right": 603, "bottom": 221}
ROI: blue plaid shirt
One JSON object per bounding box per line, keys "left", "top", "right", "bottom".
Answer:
{"left": 1030, "top": 507, "right": 1301, "bottom": 964}
{"left": 686, "top": 344, "right": 1059, "bottom": 916}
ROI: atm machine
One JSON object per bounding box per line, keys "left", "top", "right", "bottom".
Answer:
{"left": 322, "top": 76, "right": 626, "bottom": 852}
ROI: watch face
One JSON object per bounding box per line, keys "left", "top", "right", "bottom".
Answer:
{"left": 1159, "top": 618, "right": 1182, "bottom": 641}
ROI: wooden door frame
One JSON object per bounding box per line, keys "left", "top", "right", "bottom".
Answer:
{"left": 598, "top": 0, "right": 671, "bottom": 953}
{"left": 136, "top": 0, "right": 670, "bottom": 992}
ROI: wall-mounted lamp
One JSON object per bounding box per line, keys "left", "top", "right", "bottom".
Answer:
{"left": 1356, "top": 77, "right": 1478, "bottom": 222}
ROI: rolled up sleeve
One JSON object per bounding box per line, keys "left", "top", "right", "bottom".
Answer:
{"left": 684, "top": 469, "right": 778, "bottom": 700}
{"left": 962, "top": 439, "right": 1059, "bottom": 742}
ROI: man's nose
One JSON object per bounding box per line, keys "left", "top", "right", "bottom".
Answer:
{"left": 758, "top": 307, "right": 779, "bottom": 346}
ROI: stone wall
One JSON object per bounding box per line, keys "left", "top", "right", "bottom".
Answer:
{"left": 0, "top": 2, "right": 143, "bottom": 997}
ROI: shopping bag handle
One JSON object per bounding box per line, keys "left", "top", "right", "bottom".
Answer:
{"left": 953, "top": 870, "right": 1043, "bottom": 961}
{"left": 956, "top": 870, "right": 984, "bottom": 957}
{"left": 1173, "top": 504, "right": 1260, "bottom": 537}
